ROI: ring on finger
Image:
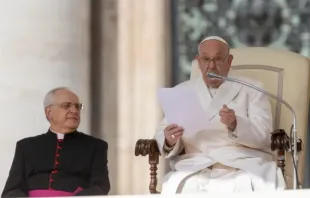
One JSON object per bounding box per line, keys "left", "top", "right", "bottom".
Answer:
{"left": 171, "top": 134, "right": 175, "bottom": 139}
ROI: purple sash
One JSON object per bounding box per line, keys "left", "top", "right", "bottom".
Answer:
{"left": 28, "top": 187, "right": 83, "bottom": 197}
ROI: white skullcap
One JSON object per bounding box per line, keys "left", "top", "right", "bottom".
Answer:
{"left": 199, "top": 36, "right": 230, "bottom": 48}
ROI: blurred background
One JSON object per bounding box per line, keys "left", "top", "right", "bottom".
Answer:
{"left": 0, "top": 0, "right": 310, "bottom": 195}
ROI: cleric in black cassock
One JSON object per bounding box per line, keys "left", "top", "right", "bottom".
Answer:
{"left": 2, "top": 87, "right": 110, "bottom": 197}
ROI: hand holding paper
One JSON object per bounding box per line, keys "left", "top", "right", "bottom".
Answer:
{"left": 157, "top": 86, "right": 209, "bottom": 134}
{"left": 164, "top": 124, "right": 184, "bottom": 147}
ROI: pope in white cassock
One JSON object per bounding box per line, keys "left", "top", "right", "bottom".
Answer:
{"left": 154, "top": 36, "right": 286, "bottom": 194}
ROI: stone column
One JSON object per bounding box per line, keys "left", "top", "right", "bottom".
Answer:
{"left": 0, "top": 0, "right": 90, "bottom": 191}
{"left": 99, "top": 0, "right": 171, "bottom": 195}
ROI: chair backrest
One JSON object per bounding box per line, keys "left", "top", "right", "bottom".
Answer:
{"left": 191, "top": 47, "right": 310, "bottom": 189}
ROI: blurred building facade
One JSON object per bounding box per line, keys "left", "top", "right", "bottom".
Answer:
{"left": 0, "top": 0, "right": 309, "bottom": 196}
{"left": 172, "top": 0, "right": 310, "bottom": 84}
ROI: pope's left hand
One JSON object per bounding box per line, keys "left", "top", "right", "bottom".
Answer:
{"left": 219, "top": 104, "right": 237, "bottom": 131}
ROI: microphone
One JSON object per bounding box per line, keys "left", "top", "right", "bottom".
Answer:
{"left": 207, "top": 72, "right": 300, "bottom": 189}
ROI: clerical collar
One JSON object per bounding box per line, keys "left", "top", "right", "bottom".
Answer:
{"left": 197, "top": 74, "right": 218, "bottom": 98}
{"left": 49, "top": 128, "right": 65, "bottom": 140}
{"left": 208, "top": 87, "right": 217, "bottom": 97}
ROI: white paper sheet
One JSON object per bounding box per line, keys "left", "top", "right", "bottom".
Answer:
{"left": 157, "top": 86, "right": 209, "bottom": 134}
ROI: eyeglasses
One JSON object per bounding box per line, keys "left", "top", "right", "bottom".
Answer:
{"left": 200, "top": 54, "right": 229, "bottom": 66}
{"left": 51, "top": 102, "right": 84, "bottom": 111}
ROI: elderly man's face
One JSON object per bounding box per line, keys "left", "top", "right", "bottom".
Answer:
{"left": 46, "top": 89, "right": 82, "bottom": 132}
{"left": 196, "top": 40, "right": 233, "bottom": 88}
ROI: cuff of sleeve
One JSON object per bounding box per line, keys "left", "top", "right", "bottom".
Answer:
{"left": 4, "top": 190, "right": 27, "bottom": 197}
{"left": 228, "top": 115, "right": 250, "bottom": 144}
{"left": 228, "top": 122, "right": 238, "bottom": 141}
{"left": 163, "top": 140, "right": 181, "bottom": 158}
{"left": 228, "top": 129, "right": 238, "bottom": 140}
{"left": 163, "top": 142, "right": 174, "bottom": 152}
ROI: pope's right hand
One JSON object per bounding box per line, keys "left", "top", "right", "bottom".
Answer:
{"left": 164, "top": 124, "right": 184, "bottom": 147}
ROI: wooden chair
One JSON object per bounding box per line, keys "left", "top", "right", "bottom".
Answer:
{"left": 135, "top": 47, "right": 310, "bottom": 193}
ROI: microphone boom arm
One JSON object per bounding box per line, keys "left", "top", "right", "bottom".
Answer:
{"left": 207, "top": 72, "right": 299, "bottom": 189}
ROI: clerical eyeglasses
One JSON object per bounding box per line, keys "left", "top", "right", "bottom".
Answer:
{"left": 53, "top": 102, "right": 84, "bottom": 111}
{"left": 201, "top": 54, "right": 229, "bottom": 66}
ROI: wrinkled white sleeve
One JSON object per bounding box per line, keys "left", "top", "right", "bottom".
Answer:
{"left": 228, "top": 86, "right": 273, "bottom": 150}
{"left": 154, "top": 118, "right": 184, "bottom": 158}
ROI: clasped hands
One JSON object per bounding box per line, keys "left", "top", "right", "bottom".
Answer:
{"left": 164, "top": 104, "right": 237, "bottom": 147}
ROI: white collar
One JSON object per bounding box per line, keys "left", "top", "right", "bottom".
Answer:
{"left": 49, "top": 128, "right": 64, "bottom": 139}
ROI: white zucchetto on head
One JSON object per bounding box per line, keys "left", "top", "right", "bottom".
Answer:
{"left": 199, "top": 36, "right": 230, "bottom": 49}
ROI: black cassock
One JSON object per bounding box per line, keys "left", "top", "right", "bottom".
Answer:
{"left": 2, "top": 130, "right": 110, "bottom": 197}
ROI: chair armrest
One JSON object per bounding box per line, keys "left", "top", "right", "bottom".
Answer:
{"left": 271, "top": 129, "right": 303, "bottom": 175}
{"left": 271, "top": 129, "right": 290, "bottom": 174}
{"left": 135, "top": 139, "right": 160, "bottom": 194}
{"left": 135, "top": 139, "right": 160, "bottom": 157}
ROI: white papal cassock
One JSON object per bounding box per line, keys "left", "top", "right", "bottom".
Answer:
{"left": 154, "top": 74, "right": 286, "bottom": 194}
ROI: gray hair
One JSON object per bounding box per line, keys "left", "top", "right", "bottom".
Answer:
{"left": 43, "top": 87, "right": 71, "bottom": 108}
